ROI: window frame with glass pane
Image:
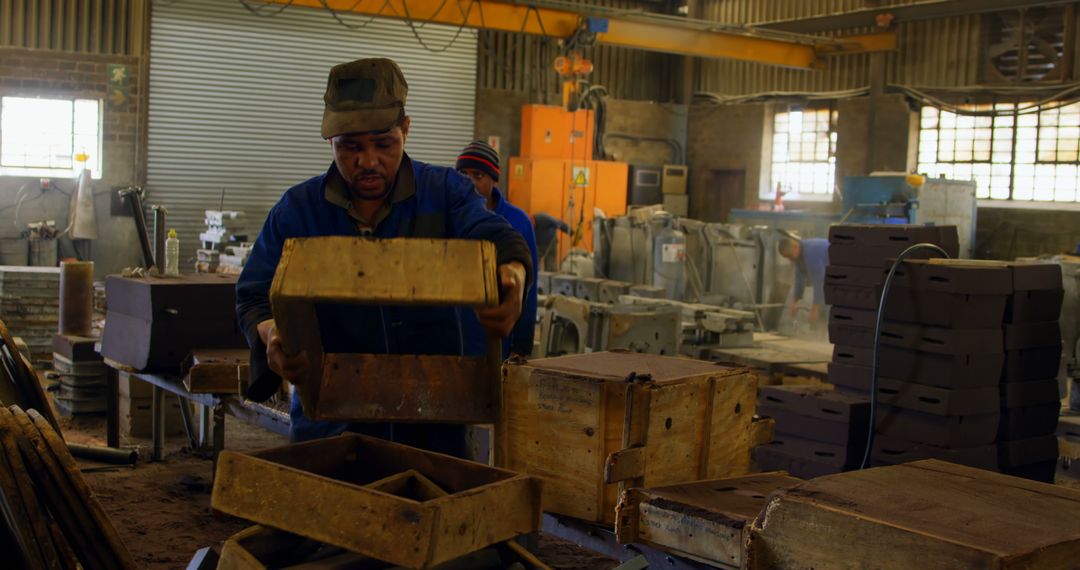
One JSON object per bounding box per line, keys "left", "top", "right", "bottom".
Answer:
{"left": 768, "top": 104, "right": 839, "bottom": 201}
{"left": 917, "top": 100, "right": 1080, "bottom": 204}
{"left": 0, "top": 96, "right": 103, "bottom": 179}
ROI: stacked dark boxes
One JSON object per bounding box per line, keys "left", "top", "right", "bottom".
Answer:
{"left": 824, "top": 225, "right": 987, "bottom": 469}
{"left": 998, "top": 262, "right": 1064, "bottom": 482}
{"left": 829, "top": 246, "right": 1065, "bottom": 482}
{"left": 754, "top": 385, "right": 869, "bottom": 478}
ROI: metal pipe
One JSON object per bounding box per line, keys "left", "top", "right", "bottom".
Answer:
{"left": 152, "top": 205, "right": 167, "bottom": 275}
{"left": 66, "top": 442, "right": 138, "bottom": 465}
{"left": 119, "top": 187, "right": 155, "bottom": 270}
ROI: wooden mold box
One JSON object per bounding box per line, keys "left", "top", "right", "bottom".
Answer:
{"left": 182, "top": 349, "right": 248, "bottom": 394}
{"left": 616, "top": 472, "right": 801, "bottom": 569}
{"left": 217, "top": 525, "right": 553, "bottom": 570}
{"left": 747, "top": 460, "right": 1080, "bottom": 569}
{"left": 270, "top": 237, "right": 501, "bottom": 423}
{"left": 212, "top": 433, "right": 542, "bottom": 569}
{"left": 496, "top": 351, "right": 758, "bottom": 524}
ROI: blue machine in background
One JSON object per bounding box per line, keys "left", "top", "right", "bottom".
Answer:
{"left": 730, "top": 174, "right": 977, "bottom": 257}
{"left": 840, "top": 175, "right": 921, "bottom": 224}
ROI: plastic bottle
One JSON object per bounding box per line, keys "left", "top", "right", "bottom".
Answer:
{"left": 165, "top": 229, "right": 180, "bottom": 276}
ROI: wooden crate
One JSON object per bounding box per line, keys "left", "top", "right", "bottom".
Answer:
{"left": 212, "top": 433, "right": 542, "bottom": 569}
{"left": 182, "top": 349, "right": 248, "bottom": 394}
{"left": 270, "top": 237, "right": 502, "bottom": 423}
{"left": 747, "top": 460, "right": 1080, "bottom": 569}
{"left": 496, "top": 351, "right": 758, "bottom": 524}
{"left": 616, "top": 473, "right": 801, "bottom": 569}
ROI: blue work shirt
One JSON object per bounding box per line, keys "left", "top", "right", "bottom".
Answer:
{"left": 461, "top": 187, "right": 538, "bottom": 358}
{"left": 236, "top": 155, "right": 532, "bottom": 444}
{"left": 791, "top": 238, "right": 830, "bottom": 306}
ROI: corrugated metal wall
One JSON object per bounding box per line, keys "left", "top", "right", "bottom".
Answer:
{"left": 148, "top": 0, "right": 477, "bottom": 265}
{"left": 0, "top": 0, "right": 147, "bottom": 55}
{"left": 476, "top": 0, "right": 673, "bottom": 101}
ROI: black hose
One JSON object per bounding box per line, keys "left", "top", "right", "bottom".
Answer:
{"left": 859, "top": 242, "right": 950, "bottom": 470}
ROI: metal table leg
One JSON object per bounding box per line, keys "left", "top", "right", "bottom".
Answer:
{"left": 212, "top": 405, "right": 225, "bottom": 476}
{"left": 106, "top": 367, "right": 120, "bottom": 448}
{"left": 177, "top": 395, "right": 198, "bottom": 450}
{"left": 151, "top": 384, "right": 165, "bottom": 461}
{"left": 198, "top": 404, "right": 211, "bottom": 449}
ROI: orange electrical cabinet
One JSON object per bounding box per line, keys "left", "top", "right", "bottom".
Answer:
{"left": 507, "top": 156, "right": 627, "bottom": 261}
{"left": 521, "top": 105, "right": 595, "bottom": 161}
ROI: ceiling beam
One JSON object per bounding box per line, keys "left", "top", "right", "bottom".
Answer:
{"left": 276, "top": 0, "right": 894, "bottom": 69}
{"left": 755, "top": 0, "right": 1078, "bottom": 34}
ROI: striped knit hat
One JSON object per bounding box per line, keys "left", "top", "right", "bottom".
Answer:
{"left": 456, "top": 140, "right": 500, "bottom": 181}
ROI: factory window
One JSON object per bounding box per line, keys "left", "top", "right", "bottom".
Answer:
{"left": 917, "top": 102, "right": 1080, "bottom": 203}
{"left": 0, "top": 97, "right": 103, "bottom": 179}
{"left": 769, "top": 106, "right": 838, "bottom": 200}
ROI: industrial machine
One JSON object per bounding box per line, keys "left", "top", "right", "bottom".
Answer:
{"left": 841, "top": 174, "right": 977, "bottom": 258}
{"left": 197, "top": 210, "right": 251, "bottom": 274}
{"left": 508, "top": 104, "right": 629, "bottom": 263}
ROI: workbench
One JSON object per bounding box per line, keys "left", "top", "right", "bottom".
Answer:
{"left": 103, "top": 361, "right": 290, "bottom": 470}
{"left": 708, "top": 334, "right": 832, "bottom": 386}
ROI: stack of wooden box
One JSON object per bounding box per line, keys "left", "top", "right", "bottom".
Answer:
{"left": 0, "top": 266, "right": 61, "bottom": 363}
{"left": 118, "top": 371, "right": 187, "bottom": 437}
{"left": 754, "top": 385, "right": 869, "bottom": 478}
{"left": 998, "top": 262, "right": 1064, "bottom": 482}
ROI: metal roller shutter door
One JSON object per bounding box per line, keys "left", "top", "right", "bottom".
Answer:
{"left": 147, "top": 0, "right": 477, "bottom": 266}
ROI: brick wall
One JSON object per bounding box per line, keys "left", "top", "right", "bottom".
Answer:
{"left": 0, "top": 47, "right": 145, "bottom": 275}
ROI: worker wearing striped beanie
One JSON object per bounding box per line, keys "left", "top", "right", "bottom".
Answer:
{"left": 456, "top": 140, "right": 502, "bottom": 207}
{"left": 456, "top": 139, "right": 539, "bottom": 360}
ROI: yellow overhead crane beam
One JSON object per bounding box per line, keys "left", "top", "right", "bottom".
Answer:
{"left": 279, "top": 0, "right": 896, "bottom": 69}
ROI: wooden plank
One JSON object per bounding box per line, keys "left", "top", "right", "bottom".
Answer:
{"left": 212, "top": 433, "right": 542, "bottom": 569}
{"left": 750, "top": 416, "right": 775, "bottom": 448}
{"left": 705, "top": 370, "right": 758, "bottom": 480}
{"left": 0, "top": 408, "right": 54, "bottom": 570}
{"left": 5, "top": 407, "right": 109, "bottom": 570}
{"left": 183, "top": 349, "right": 247, "bottom": 394}
{"left": 311, "top": 353, "right": 497, "bottom": 423}
{"left": 27, "top": 408, "right": 136, "bottom": 569}
{"left": 270, "top": 237, "right": 499, "bottom": 309}
{"left": 748, "top": 460, "right": 1080, "bottom": 569}
{"left": 617, "top": 473, "right": 802, "bottom": 569}
{"left": 510, "top": 368, "right": 606, "bottom": 521}
{"left": 605, "top": 446, "right": 645, "bottom": 484}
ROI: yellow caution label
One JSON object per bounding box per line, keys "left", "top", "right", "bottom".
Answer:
{"left": 573, "top": 166, "right": 590, "bottom": 187}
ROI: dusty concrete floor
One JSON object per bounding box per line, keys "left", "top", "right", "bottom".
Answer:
{"left": 63, "top": 413, "right": 615, "bottom": 569}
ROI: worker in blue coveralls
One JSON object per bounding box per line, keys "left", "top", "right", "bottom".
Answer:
{"left": 235, "top": 58, "right": 533, "bottom": 456}
{"left": 456, "top": 140, "right": 539, "bottom": 359}
{"left": 779, "top": 237, "right": 829, "bottom": 326}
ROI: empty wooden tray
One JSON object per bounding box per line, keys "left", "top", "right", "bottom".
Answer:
{"left": 211, "top": 432, "right": 542, "bottom": 569}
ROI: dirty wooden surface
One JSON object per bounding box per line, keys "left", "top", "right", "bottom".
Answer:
{"left": 315, "top": 353, "right": 497, "bottom": 423}
{"left": 748, "top": 460, "right": 1080, "bottom": 569}
{"left": 616, "top": 472, "right": 801, "bottom": 569}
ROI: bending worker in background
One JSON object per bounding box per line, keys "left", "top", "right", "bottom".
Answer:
{"left": 778, "top": 236, "right": 829, "bottom": 326}
{"left": 236, "top": 58, "right": 532, "bottom": 455}
{"left": 456, "top": 140, "right": 539, "bottom": 358}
